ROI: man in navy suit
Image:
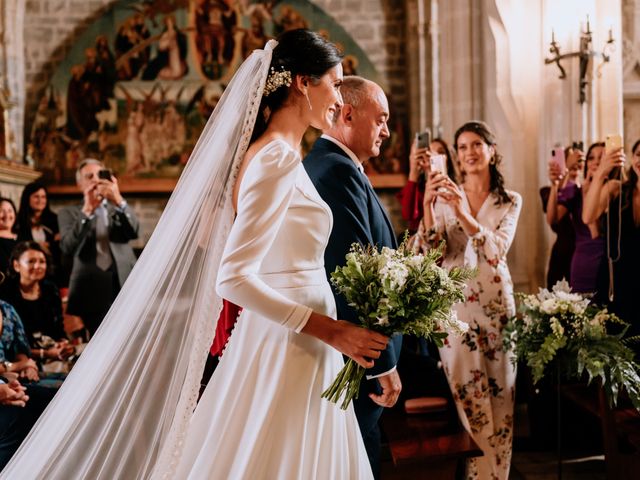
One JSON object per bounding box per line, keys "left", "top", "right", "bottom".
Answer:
{"left": 303, "top": 76, "right": 402, "bottom": 479}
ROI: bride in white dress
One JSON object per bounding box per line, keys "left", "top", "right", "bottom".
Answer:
{"left": 1, "top": 30, "right": 386, "bottom": 479}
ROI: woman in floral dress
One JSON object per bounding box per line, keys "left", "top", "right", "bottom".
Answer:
{"left": 411, "top": 121, "right": 521, "bottom": 479}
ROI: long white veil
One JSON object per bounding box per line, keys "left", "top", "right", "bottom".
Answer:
{"left": 1, "top": 41, "right": 275, "bottom": 480}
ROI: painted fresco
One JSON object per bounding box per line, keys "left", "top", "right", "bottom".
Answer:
{"left": 30, "top": 0, "right": 402, "bottom": 188}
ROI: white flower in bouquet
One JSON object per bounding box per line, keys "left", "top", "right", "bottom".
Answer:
{"left": 379, "top": 260, "right": 409, "bottom": 290}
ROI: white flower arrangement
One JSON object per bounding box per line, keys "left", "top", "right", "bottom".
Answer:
{"left": 504, "top": 280, "right": 640, "bottom": 410}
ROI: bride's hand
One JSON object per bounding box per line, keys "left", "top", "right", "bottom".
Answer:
{"left": 330, "top": 320, "right": 389, "bottom": 369}
{"left": 302, "top": 313, "right": 389, "bottom": 369}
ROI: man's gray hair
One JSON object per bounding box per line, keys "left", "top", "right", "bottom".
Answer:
{"left": 340, "top": 76, "right": 372, "bottom": 108}
{"left": 76, "top": 158, "right": 104, "bottom": 184}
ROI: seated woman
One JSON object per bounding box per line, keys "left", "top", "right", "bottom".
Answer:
{"left": 397, "top": 137, "right": 457, "bottom": 233}
{"left": 16, "top": 182, "right": 64, "bottom": 287}
{"left": 583, "top": 140, "right": 638, "bottom": 334}
{"left": 0, "top": 198, "right": 18, "bottom": 276}
{"left": 0, "top": 299, "right": 39, "bottom": 382}
{"left": 0, "top": 242, "right": 73, "bottom": 367}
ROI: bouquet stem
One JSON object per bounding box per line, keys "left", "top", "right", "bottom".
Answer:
{"left": 321, "top": 359, "right": 366, "bottom": 410}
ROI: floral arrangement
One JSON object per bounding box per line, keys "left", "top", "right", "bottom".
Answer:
{"left": 504, "top": 280, "right": 640, "bottom": 410}
{"left": 322, "top": 240, "right": 475, "bottom": 409}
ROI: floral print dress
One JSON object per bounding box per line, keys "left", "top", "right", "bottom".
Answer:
{"left": 412, "top": 189, "right": 522, "bottom": 480}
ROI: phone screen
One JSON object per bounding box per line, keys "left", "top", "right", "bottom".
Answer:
{"left": 98, "top": 169, "right": 112, "bottom": 181}
{"left": 415, "top": 129, "right": 431, "bottom": 149}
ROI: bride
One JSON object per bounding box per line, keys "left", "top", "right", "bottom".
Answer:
{"left": 1, "top": 30, "right": 387, "bottom": 479}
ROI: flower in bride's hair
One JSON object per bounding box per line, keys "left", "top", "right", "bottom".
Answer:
{"left": 263, "top": 66, "right": 292, "bottom": 97}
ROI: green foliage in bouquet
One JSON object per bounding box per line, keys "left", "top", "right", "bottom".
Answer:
{"left": 504, "top": 280, "right": 640, "bottom": 410}
{"left": 322, "top": 240, "right": 475, "bottom": 409}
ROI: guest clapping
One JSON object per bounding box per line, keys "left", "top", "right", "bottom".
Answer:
{"left": 583, "top": 140, "right": 638, "bottom": 331}
{"left": 410, "top": 121, "right": 521, "bottom": 480}
{"left": 0, "top": 198, "right": 18, "bottom": 275}
{"left": 397, "top": 137, "right": 457, "bottom": 233}
{"left": 0, "top": 242, "right": 73, "bottom": 364}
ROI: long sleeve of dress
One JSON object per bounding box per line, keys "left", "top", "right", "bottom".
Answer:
{"left": 216, "top": 142, "right": 312, "bottom": 333}
{"left": 469, "top": 193, "right": 522, "bottom": 260}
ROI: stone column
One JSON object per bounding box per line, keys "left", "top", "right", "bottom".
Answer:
{"left": 0, "top": 0, "right": 26, "bottom": 161}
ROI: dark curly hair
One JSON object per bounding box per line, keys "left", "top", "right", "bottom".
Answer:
{"left": 453, "top": 120, "right": 511, "bottom": 205}
{"left": 250, "top": 29, "right": 342, "bottom": 142}
{"left": 8, "top": 240, "right": 50, "bottom": 278}
{"left": 16, "top": 182, "right": 57, "bottom": 239}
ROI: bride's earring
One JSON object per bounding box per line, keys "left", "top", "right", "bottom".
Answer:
{"left": 305, "top": 92, "right": 313, "bottom": 111}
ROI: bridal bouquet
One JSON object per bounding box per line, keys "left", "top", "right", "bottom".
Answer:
{"left": 504, "top": 280, "right": 640, "bottom": 410}
{"left": 322, "top": 240, "right": 475, "bottom": 409}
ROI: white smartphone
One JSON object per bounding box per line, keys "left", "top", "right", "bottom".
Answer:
{"left": 429, "top": 154, "right": 447, "bottom": 175}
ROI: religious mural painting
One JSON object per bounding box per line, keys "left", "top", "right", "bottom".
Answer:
{"left": 31, "top": 0, "right": 404, "bottom": 189}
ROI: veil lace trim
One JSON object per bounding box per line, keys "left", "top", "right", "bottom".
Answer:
{"left": 154, "top": 40, "right": 276, "bottom": 479}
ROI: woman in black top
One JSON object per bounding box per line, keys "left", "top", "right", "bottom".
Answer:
{"left": 0, "top": 241, "right": 73, "bottom": 362}
{"left": 16, "top": 182, "right": 64, "bottom": 287}
{"left": 0, "top": 198, "right": 18, "bottom": 276}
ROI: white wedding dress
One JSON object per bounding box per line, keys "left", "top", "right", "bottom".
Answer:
{"left": 173, "top": 139, "right": 373, "bottom": 479}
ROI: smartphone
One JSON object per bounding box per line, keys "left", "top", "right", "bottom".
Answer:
{"left": 605, "top": 134, "right": 623, "bottom": 153}
{"left": 415, "top": 129, "right": 431, "bottom": 149}
{"left": 98, "top": 169, "right": 113, "bottom": 181}
{"left": 605, "top": 134, "right": 624, "bottom": 179}
{"left": 429, "top": 154, "right": 447, "bottom": 175}
{"left": 550, "top": 147, "right": 566, "bottom": 171}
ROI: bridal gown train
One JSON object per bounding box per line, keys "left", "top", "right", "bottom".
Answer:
{"left": 173, "top": 139, "right": 373, "bottom": 479}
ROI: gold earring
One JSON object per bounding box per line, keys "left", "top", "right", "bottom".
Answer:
{"left": 305, "top": 92, "right": 313, "bottom": 111}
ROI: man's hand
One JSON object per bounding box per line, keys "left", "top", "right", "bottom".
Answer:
{"left": 82, "top": 183, "right": 102, "bottom": 217}
{"left": 96, "top": 176, "right": 124, "bottom": 206}
{"left": 369, "top": 369, "right": 402, "bottom": 408}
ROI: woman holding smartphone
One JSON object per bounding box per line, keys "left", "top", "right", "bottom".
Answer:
{"left": 583, "top": 141, "right": 637, "bottom": 333}
{"left": 540, "top": 146, "right": 583, "bottom": 288}
{"left": 397, "top": 135, "right": 457, "bottom": 233}
{"left": 410, "top": 121, "right": 521, "bottom": 480}
{"left": 547, "top": 142, "right": 609, "bottom": 304}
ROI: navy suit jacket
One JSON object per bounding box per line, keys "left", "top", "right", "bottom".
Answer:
{"left": 304, "top": 138, "right": 402, "bottom": 427}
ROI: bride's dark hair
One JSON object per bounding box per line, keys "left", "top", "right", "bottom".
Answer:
{"left": 251, "top": 29, "right": 343, "bottom": 142}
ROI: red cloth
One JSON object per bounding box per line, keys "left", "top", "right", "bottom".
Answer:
{"left": 396, "top": 180, "right": 425, "bottom": 232}
{"left": 210, "top": 299, "right": 242, "bottom": 357}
